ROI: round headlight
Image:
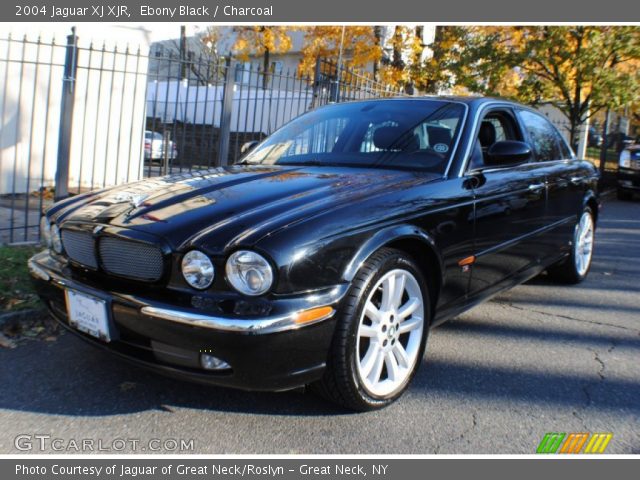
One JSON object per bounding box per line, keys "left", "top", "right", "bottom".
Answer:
{"left": 225, "top": 250, "right": 273, "bottom": 296}
{"left": 51, "top": 224, "right": 63, "bottom": 254}
{"left": 181, "top": 250, "right": 215, "bottom": 290}
{"left": 40, "top": 216, "right": 52, "bottom": 248}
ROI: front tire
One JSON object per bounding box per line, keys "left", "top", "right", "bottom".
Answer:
{"left": 313, "top": 248, "right": 429, "bottom": 411}
{"left": 547, "top": 208, "right": 595, "bottom": 284}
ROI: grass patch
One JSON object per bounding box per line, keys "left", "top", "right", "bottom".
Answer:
{"left": 0, "top": 245, "right": 43, "bottom": 312}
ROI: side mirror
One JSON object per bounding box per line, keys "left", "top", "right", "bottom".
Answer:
{"left": 485, "top": 140, "right": 532, "bottom": 167}
{"left": 240, "top": 140, "right": 259, "bottom": 155}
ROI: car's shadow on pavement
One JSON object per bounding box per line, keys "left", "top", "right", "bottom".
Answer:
{"left": 2, "top": 314, "right": 639, "bottom": 418}
{"left": 0, "top": 333, "right": 349, "bottom": 417}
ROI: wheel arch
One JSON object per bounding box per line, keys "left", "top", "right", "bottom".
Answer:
{"left": 342, "top": 225, "right": 443, "bottom": 318}
{"left": 583, "top": 191, "right": 600, "bottom": 226}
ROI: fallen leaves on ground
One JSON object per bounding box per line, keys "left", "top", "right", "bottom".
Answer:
{"left": 0, "top": 332, "right": 16, "bottom": 349}
{"left": 4, "top": 298, "right": 25, "bottom": 309}
{"left": 0, "top": 312, "right": 61, "bottom": 348}
{"left": 31, "top": 187, "right": 55, "bottom": 200}
{"left": 0, "top": 245, "right": 42, "bottom": 312}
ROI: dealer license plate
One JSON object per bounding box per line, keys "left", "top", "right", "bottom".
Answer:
{"left": 65, "top": 289, "right": 111, "bottom": 342}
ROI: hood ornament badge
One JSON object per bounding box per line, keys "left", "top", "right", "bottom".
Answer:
{"left": 113, "top": 192, "right": 149, "bottom": 209}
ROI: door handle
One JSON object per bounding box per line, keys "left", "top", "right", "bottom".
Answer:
{"left": 528, "top": 183, "right": 545, "bottom": 191}
{"left": 570, "top": 176, "right": 583, "bottom": 185}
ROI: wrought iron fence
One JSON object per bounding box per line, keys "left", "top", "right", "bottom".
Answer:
{"left": 143, "top": 56, "right": 404, "bottom": 177}
{"left": 313, "top": 58, "right": 404, "bottom": 104}
{"left": 0, "top": 31, "right": 148, "bottom": 244}
{"left": 144, "top": 54, "right": 315, "bottom": 175}
{"left": 0, "top": 30, "right": 406, "bottom": 245}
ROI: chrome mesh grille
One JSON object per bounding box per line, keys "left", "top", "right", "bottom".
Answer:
{"left": 98, "top": 237, "right": 164, "bottom": 282}
{"left": 61, "top": 230, "right": 97, "bottom": 269}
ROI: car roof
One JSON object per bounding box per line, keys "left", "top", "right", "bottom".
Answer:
{"left": 321, "top": 95, "right": 522, "bottom": 109}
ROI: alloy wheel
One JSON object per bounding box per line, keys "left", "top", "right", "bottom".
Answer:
{"left": 574, "top": 211, "right": 594, "bottom": 277}
{"left": 355, "top": 268, "right": 425, "bottom": 397}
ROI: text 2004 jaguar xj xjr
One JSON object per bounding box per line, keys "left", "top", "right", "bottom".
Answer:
{"left": 30, "top": 97, "right": 599, "bottom": 410}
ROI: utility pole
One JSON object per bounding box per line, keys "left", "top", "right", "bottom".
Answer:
{"left": 333, "top": 26, "right": 346, "bottom": 103}
{"left": 54, "top": 27, "right": 78, "bottom": 201}
{"left": 180, "top": 25, "right": 187, "bottom": 80}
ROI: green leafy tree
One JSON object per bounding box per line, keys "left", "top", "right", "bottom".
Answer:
{"left": 232, "top": 26, "right": 293, "bottom": 88}
{"left": 411, "top": 26, "right": 470, "bottom": 94}
{"left": 450, "top": 26, "right": 640, "bottom": 147}
{"left": 298, "top": 26, "right": 381, "bottom": 76}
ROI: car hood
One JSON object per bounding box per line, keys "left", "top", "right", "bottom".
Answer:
{"left": 53, "top": 165, "right": 439, "bottom": 253}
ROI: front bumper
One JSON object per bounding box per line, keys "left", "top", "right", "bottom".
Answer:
{"left": 617, "top": 168, "right": 640, "bottom": 192}
{"left": 29, "top": 251, "right": 347, "bottom": 391}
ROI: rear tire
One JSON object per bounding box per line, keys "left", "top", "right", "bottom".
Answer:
{"left": 546, "top": 208, "right": 595, "bottom": 284}
{"left": 312, "top": 248, "right": 430, "bottom": 411}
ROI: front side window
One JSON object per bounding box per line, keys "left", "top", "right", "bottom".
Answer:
{"left": 468, "top": 111, "right": 521, "bottom": 170}
{"left": 242, "top": 100, "right": 466, "bottom": 174}
{"left": 518, "top": 110, "right": 565, "bottom": 162}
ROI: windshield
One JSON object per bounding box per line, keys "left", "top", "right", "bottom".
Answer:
{"left": 242, "top": 100, "right": 466, "bottom": 173}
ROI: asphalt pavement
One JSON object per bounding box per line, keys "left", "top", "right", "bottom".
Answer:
{"left": 1, "top": 198, "right": 638, "bottom": 454}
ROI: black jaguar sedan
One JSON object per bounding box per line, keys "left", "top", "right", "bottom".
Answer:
{"left": 29, "top": 97, "right": 599, "bottom": 411}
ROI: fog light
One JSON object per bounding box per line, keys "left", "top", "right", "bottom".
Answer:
{"left": 200, "top": 353, "right": 230, "bottom": 371}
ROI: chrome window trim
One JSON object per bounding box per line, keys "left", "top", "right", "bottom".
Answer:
{"left": 457, "top": 101, "right": 526, "bottom": 178}
{"left": 465, "top": 163, "right": 531, "bottom": 176}
{"left": 439, "top": 100, "right": 470, "bottom": 179}
{"left": 515, "top": 107, "right": 577, "bottom": 160}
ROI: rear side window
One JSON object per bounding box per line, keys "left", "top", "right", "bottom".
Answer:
{"left": 518, "top": 110, "right": 566, "bottom": 162}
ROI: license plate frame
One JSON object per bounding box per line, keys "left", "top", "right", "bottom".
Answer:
{"left": 65, "top": 289, "right": 112, "bottom": 342}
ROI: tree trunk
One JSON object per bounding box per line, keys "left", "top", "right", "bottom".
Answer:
{"left": 424, "top": 26, "right": 445, "bottom": 94}
{"left": 392, "top": 26, "right": 404, "bottom": 70}
{"left": 569, "top": 120, "right": 579, "bottom": 152}
{"left": 180, "top": 25, "right": 187, "bottom": 81}
{"left": 373, "top": 26, "right": 382, "bottom": 81}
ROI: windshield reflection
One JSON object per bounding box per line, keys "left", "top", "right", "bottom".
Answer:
{"left": 242, "top": 100, "right": 466, "bottom": 174}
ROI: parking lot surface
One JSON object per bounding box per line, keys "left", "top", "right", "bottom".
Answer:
{"left": 1, "top": 199, "right": 638, "bottom": 454}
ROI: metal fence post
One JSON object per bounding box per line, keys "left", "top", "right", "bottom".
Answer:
{"left": 598, "top": 107, "right": 611, "bottom": 185}
{"left": 54, "top": 27, "right": 78, "bottom": 201}
{"left": 311, "top": 57, "right": 322, "bottom": 109}
{"left": 162, "top": 129, "right": 170, "bottom": 176}
{"left": 217, "top": 57, "right": 234, "bottom": 166}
